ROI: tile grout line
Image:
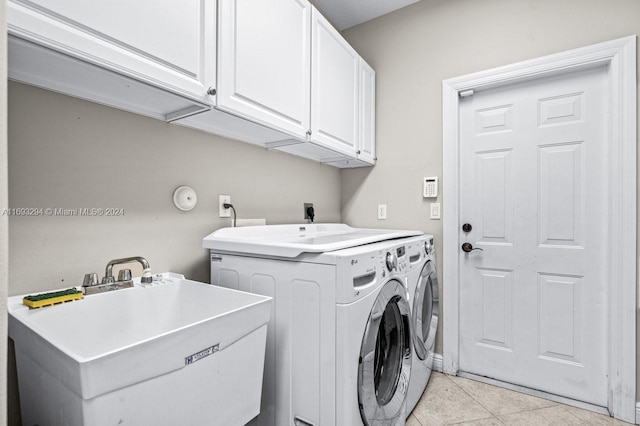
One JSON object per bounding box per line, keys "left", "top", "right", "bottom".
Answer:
{"left": 448, "top": 416, "right": 506, "bottom": 425}
{"left": 443, "top": 373, "right": 497, "bottom": 420}
{"left": 409, "top": 414, "right": 425, "bottom": 426}
{"left": 440, "top": 373, "right": 496, "bottom": 422}
{"left": 447, "top": 374, "right": 563, "bottom": 420}
{"left": 560, "top": 404, "right": 588, "bottom": 423}
{"left": 498, "top": 405, "right": 582, "bottom": 424}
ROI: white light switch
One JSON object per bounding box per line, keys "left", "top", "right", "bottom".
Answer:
{"left": 377, "top": 204, "right": 387, "bottom": 220}
{"left": 430, "top": 203, "right": 441, "bottom": 220}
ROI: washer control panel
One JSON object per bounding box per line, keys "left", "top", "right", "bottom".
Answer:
{"left": 385, "top": 251, "right": 397, "bottom": 271}
{"left": 382, "top": 245, "right": 408, "bottom": 273}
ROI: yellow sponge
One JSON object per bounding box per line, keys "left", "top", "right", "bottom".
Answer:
{"left": 23, "top": 288, "right": 83, "bottom": 309}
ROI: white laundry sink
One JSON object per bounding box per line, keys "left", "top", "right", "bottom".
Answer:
{"left": 9, "top": 273, "right": 272, "bottom": 426}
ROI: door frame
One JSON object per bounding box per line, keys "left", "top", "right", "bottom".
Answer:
{"left": 442, "top": 36, "right": 637, "bottom": 422}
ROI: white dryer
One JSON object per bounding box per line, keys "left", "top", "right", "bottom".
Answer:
{"left": 203, "top": 224, "right": 423, "bottom": 426}
{"left": 404, "top": 235, "right": 439, "bottom": 415}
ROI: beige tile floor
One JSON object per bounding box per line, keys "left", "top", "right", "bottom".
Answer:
{"left": 407, "top": 372, "right": 635, "bottom": 426}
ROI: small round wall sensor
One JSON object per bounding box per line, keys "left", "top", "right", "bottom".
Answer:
{"left": 173, "top": 186, "right": 197, "bottom": 211}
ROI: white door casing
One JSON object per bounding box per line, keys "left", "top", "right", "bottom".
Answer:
{"left": 459, "top": 66, "right": 607, "bottom": 406}
{"left": 443, "top": 36, "right": 636, "bottom": 422}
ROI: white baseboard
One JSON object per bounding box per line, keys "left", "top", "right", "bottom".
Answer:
{"left": 432, "top": 353, "right": 443, "bottom": 373}
{"left": 636, "top": 402, "right": 639, "bottom": 424}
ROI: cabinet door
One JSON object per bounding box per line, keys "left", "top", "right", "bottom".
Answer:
{"left": 8, "top": 0, "right": 215, "bottom": 103}
{"left": 310, "top": 7, "right": 359, "bottom": 157}
{"left": 218, "top": 0, "right": 311, "bottom": 140}
{"left": 358, "top": 59, "right": 376, "bottom": 165}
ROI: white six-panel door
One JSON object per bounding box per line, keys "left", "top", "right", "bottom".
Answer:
{"left": 458, "top": 66, "right": 608, "bottom": 406}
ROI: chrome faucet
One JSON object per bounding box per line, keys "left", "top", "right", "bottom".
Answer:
{"left": 82, "top": 256, "right": 152, "bottom": 295}
{"left": 104, "top": 256, "right": 153, "bottom": 284}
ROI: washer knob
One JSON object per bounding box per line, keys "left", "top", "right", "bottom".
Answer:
{"left": 385, "top": 252, "right": 397, "bottom": 271}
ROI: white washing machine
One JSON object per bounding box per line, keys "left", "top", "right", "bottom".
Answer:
{"left": 203, "top": 224, "right": 423, "bottom": 426}
{"left": 404, "top": 235, "right": 439, "bottom": 415}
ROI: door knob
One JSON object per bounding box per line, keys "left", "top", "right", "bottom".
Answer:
{"left": 461, "top": 243, "right": 483, "bottom": 253}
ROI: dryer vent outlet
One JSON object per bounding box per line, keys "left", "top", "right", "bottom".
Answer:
{"left": 304, "top": 203, "right": 314, "bottom": 220}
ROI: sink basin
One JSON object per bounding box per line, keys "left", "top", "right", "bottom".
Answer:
{"left": 9, "top": 272, "right": 272, "bottom": 426}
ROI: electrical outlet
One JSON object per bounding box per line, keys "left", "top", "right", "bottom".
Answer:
{"left": 219, "top": 195, "right": 231, "bottom": 218}
{"left": 304, "top": 203, "right": 314, "bottom": 219}
{"left": 377, "top": 204, "right": 387, "bottom": 220}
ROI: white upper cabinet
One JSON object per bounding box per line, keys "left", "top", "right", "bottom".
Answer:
{"left": 358, "top": 58, "right": 376, "bottom": 165}
{"left": 310, "top": 7, "right": 360, "bottom": 158}
{"left": 217, "top": 0, "right": 311, "bottom": 140}
{"left": 7, "top": 0, "right": 376, "bottom": 167}
{"left": 7, "top": 0, "right": 215, "bottom": 120}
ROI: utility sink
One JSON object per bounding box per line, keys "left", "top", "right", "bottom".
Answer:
{"left": 9, "top": 272, "right": 272, "bottom": 426}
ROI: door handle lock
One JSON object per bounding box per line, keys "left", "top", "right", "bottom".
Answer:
{"left": 461, "top": 243, "right": 483, "bottom": 253}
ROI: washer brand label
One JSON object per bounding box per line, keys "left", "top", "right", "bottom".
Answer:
{"left": 185, "top": 344, "right": 219, "bottom": 365}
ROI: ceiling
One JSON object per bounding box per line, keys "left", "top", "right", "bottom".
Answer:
{"left": 312, "top": 0, "right": 421, "bottom": 31}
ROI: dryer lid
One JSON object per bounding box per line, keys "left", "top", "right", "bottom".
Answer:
{"left": 203, "top": 223, "right": 423, "bottom": 258}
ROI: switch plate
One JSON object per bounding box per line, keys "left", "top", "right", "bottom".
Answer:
{"left": 430, "top": 203, "right": 441, "bottom": 220}
{"left": 377, "top": 204, "right": 387, "bottom": 220}
{"left": 219, "top": 195, "right": 231, "bottom": 218}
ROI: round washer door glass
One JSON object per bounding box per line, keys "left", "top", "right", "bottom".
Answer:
{"left": 358, "top": 279, "right": 412, "bottom": 425}
{"left": 413, "top": 261, "right": 439, "bottom": 360}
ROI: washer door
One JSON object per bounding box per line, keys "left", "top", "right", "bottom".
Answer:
{"left": 358, "top": 279, "right": 412, "bottom": 425}
{"left": 412, "top": 260, "right": 439, "bottom": 361}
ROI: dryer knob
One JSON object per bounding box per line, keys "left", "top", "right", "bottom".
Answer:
{"left": 425, "top": 239, "right": 434, "bottom": 255}
{"left": 385, "top": 252, "right": 397, "bottom": 271}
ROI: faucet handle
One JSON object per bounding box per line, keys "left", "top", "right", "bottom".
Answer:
{"left": 118, "top": 269, "right": 132, "bottom": 281}
{"left": 82, "top": 273, "right": 98, "bottom": 287}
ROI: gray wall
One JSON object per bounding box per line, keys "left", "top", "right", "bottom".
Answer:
{"left": 1, "top": 0, "right": 9, "bottom": 424}
{"left": 9, "top": 83, "right": 340, "bottom": 295}
{"left": 7, "top": 82, "right": 342, "bottom": 296}
{"left": 7, "top": 81, "right": 342, "bottom": 424}
{"left": 341, "top": 0, "right": 640, "bottom": 397}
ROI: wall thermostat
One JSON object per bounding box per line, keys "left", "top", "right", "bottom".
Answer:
{"left": 423, "top": 177, "right": 438, "bottom": 198}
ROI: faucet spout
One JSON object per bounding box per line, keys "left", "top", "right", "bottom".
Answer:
{"left": 105, "top": 256, "right": 152, "bottom": 283}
